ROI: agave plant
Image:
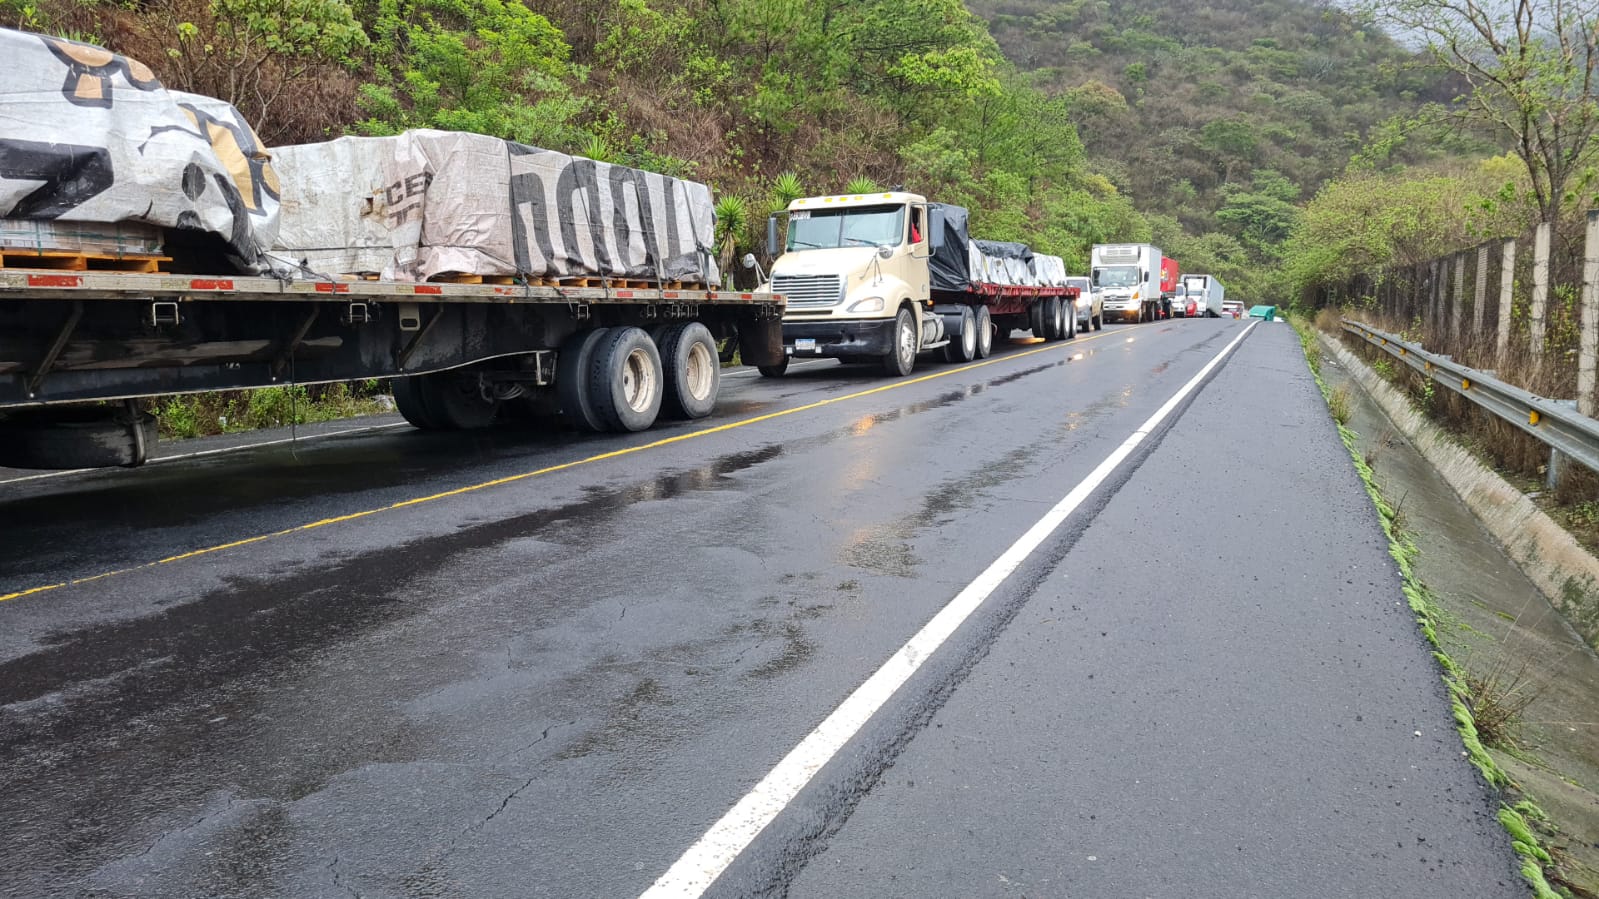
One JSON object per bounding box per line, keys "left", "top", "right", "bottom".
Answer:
{"left": 844, "top": 176, "right": 880, "bottom": 194}
{"left": 579, "top": 135, "right": 617, "bottom": 163}
{"left": 714, "top": 195, "right": 750, "bottom": 286}
{"left": 770, "top": 172, "right": 805, "bottom": 208}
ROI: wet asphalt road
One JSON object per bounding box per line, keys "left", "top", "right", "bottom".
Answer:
{"left": 0, "top": 319, "right": 1522, "bottom": 898}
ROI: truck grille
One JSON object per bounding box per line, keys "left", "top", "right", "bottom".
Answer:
{"left": 773, "top": 274, "right": 843, "bottom": 310}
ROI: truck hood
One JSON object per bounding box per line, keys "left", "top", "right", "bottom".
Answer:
{"left": 771, "top": 247, "right": 882, "bottom": 279}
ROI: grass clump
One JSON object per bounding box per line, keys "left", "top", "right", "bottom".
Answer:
{"left": 154, "top": 380, "right": 391, "bottom": 439}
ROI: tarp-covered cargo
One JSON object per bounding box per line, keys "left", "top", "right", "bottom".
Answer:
{"left": 0, "top": 27, "right": 279, "bottom": 272}
{"left": 974, "top": 239, "right": 1036, "bottom": 286}
{"left": 272, "top": 130, "right": 720, "bottom": 285}
{"left": 927, "top": 202, "right": 971, "bottom": 293}
{"left": 1032, "top": 254, "right": 1067, "bottom": 288}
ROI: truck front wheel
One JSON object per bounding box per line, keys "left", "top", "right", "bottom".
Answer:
{"left": 883, "top": 306, "right": 917, "bottom": 377}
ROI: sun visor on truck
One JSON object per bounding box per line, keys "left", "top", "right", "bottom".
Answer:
{"left": 927, "top": 202, "right": 972, "bottom": 292}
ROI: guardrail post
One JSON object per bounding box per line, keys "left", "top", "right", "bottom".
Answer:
{"left": 1498, "top": 238, "right": 1516, "bottom": 365}
{"left": 1429, "top": 259, "right": 1441, "bottom": 336}
{"left": 1474, "top": 244, "right": 1488, "bottom": 345}
{"left": 1452, "top": 250, "right": 1467, "bottom": 348}
{"left": 1531, "top": 221, "right": 1552, "bottom": 375}
{"left": 1582, "top": 210, "right": 1599, "bottom": 416}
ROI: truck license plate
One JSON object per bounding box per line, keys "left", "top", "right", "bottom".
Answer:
{"left": 795, "top": 338, "right": 817, "bottom": 352}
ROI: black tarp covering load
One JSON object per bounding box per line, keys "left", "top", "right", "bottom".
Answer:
{"left": 927, "top": 202, "right": 971, "bottom": 292}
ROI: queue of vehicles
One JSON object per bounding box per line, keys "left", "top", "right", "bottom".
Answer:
{"left": 0, "top": 22, "right": 1238, "bottom": 471}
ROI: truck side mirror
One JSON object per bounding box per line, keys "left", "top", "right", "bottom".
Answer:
{"left": 767, "top": 215, "right": 779, "bottom": 256}
{"left": 928, "top": 207, "right": 945, "bottom": 251}
{"left": 1091, "top": 270, "right": 1100, "bottom": 286}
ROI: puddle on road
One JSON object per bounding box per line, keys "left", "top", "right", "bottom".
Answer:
{"left": 1324, "top": 355, "right": 1599, "bottom": 890}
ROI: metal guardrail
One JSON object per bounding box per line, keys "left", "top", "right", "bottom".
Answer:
{"left": 1342, "top": 319, "right": 1599, "bottom": 476}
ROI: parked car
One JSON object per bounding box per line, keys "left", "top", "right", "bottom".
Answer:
{"left": 1066, "top": 276, "right": 1100, "bottom": 330}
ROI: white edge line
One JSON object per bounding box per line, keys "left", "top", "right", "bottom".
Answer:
{"left": 0, "top": 421, "right": 411, "bottom": 486}
{"left": 639, "top": 320, "right": 1259, "bottom": 898}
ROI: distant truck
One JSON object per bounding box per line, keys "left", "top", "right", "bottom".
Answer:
{"left": 754, "top": 192, "right": 1079, "bottom": 377}
{"left": 1091, "top": 243, "right": 1165, "bottom": 323}
{"left": 1182, "top": 274, "right": 1227, "bottom": 318}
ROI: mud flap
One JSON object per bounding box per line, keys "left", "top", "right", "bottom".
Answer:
{"left": 737, "top": 317, "right": 785, "bottom": 368}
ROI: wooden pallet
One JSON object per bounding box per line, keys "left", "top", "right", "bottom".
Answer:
{"left": 429, "top": 272, "right": 519, "bottom": 285}
{"left": 0, "top": 248, "right": 170, "bottom": 273}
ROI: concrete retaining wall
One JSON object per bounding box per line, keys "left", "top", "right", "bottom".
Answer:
{"left": 1321, "top": 332, "right": 1599, "bottom": 652}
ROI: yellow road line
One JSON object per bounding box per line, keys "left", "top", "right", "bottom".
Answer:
{"left": 1, "top": 331, "right": 1117, "bottom": 604}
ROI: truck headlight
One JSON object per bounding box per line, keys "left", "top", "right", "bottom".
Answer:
{"left": 848, "top": 296, "right": 885, "bottom": 313}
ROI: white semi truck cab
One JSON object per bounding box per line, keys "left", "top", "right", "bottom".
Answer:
{"left": 756, "top": 192, "right": 950, "bottom": 377}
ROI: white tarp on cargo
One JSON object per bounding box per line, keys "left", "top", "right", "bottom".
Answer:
{"left": 272, "top": 130, "right": 720, "bottom": 285}
{"left": 0, "top": 27, "right": 278, "bottom": 271}
{"left": 1032, "top": 254, "right": 1066, "bottom": 287}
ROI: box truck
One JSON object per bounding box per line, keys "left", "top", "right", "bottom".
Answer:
{"left": 1090, "top": 244, "right": 1166, "bottom": 323}
{"left": 1182, "top": 274, "right": 1227, "bottom": 318}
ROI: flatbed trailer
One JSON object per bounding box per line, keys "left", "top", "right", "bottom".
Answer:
{"left": 0, "top": 268, "right": 784, "bottom": 469}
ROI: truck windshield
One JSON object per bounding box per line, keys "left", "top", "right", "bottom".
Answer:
{"left": 1096, "top": 266, "right": 1138, "bottom": 288}
{"left": 1184, "top": 279, "right": 1206, "bottom": 292}
{"left": 787, "top": 205, "right": 906, "bottom": 251}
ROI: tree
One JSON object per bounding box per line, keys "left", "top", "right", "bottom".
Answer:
{"left": 159, "top": 0, "right": 369, "bottom": 142}
{"left": 357, "top": 0, "right": 586, "bottom": 148}
{"left": 1363, "top": 0, "right": 1599, "bottom": 228}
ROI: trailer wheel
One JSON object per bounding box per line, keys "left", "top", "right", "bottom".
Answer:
{"left": 558, "top": 327, "right": 611, "bottom": 431}
{"left": 942, "top": 306, "right": 978, "bottom": 363}
{"left": 589, "top": 326, "right": 663, "bottom": 432}
{"left": 659, "top": 321, "right": 720, "bottom": 420}
{"left": 1047, "top": 297, "right": 1067, "bottom": 341}
{"left": 883, "top": 305, "right": 917, "bottom": 377}
{"left": 393, "top": 376, "right": 443, "bottom": 430}
{"left": 430, "top": 373, "right": 501, "bottom": 430}
{"left": 1064, "top": 301, "right": 1077, "bottom": 338}
{"left": 0, "top": 407, "right": 157, "bottom": 470}
{"left": 974, "top": 306, "right": 994, "bottom": 358}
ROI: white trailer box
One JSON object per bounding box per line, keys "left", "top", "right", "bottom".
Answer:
{"left": 1181, "top": 274, "right": 1226, "bottom": 317}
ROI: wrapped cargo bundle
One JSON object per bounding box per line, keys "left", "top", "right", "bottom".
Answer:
{"left": 0, "top": 27, "right": 279, "bottom": 272}
{"left": 974, "top": 240, "right": 1035, "bottom": 287}
{"left": 1032, "top": 254, "right": 1067, "bottom": 288}
{"left": 272, "top": 130, "right": 720, "bottom": 286}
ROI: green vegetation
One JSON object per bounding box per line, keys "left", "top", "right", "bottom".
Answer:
{"left": 154, "top": 382, "right": 390, "bottom": 439}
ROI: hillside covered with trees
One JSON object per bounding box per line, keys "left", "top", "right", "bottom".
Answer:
{"left": 1, "top": 0, "right": 1445, "bottom": 297}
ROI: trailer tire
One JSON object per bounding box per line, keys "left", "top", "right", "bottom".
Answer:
{"left": 0, "top": 408, "right": 157, "bottom": 470}
{"left": 558, "top": 327, "right": 611, "bottom": 431}
{"left": 393, "top": 376, "right": 443, "bottom": 430}
{"left": 757, "top": 355, "right": 789, "bottom": 377}
{"left": 942, "top": 305, "right": 978, "bottom": 363}
{"left": 430, "top": 373, "right": 501, "bottom": 430}
{"left": 1048, "top": 296, "right": 1067, "bottom": 340}
{"left": 659, "top": 321, "right": 719, "bottom": 420}
{"left": 974, "top": 306, "right": 994, "bottom": 358}
{"left": 589, "top": 326, "right": 663, "bottom": 432}
{"left": 883, "top": 305, "right": 917, "bottom": 377}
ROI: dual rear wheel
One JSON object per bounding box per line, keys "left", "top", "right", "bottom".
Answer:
{"left": 395, "top": 322, "right": 720, "bottom": 434}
